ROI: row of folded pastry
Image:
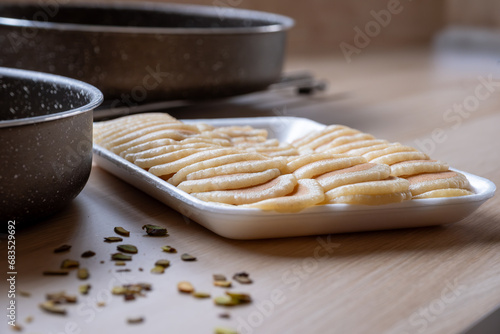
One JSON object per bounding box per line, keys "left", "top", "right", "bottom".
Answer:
{"left": 93, "top": 113, "right": 473, "bottom": 211}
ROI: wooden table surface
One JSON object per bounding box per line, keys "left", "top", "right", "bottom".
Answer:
{"left": 2, "top": 47, "right": 499, "bottom": 334}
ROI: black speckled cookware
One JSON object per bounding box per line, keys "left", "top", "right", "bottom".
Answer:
{"left": 0, "top": 67, "right": 103, "bottom": 221}
{"left": 0, "top": 2, "right": 294, "bottom": 102}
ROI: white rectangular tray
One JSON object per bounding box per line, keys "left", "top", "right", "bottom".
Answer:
{"left": 93, "top": 116, "right": 496, "bottom": 239}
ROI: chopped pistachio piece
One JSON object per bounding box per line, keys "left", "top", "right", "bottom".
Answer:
{"left": 53, "top": 244, "right": 71, "bottom": 253}
{"left": 214, "top": 326, "right": 238, "bottom": 334}
{"left": 11, "top": 324, "right": 23, "bottom": 331}
{"left": 45, "top": 291, "right": 64, "bottom": 302}
{"left": 181, "top": 253, "right": 196, "bottom": 261}
{"left": 214, "top": 292, "right": 252, "bottom": 307}
{"left": 150, "top": 266, "right": 165, "bottom": 274}
{"left": 77, "top": 268, "right": 89, "bottom": 280}
{"left": 142, "top": 224, "right": 167, "bottom": 236}
{"left": 111, "top": 253, "right": 132, "bottom": 261}
{"left": 112, "top": 286, "right": 128, "bottom": 295}
{"left": 213, "top": 274, "right": 227, "bottom": 282}
{"left": 116, "top": 269, "right": 131, "bottom": 272}
{"left": 213, "top": 295, "right": 239, "bottom": 307}
{"left": 115, "top": 261, "right": 126, "bottom": 266}
{"left": 19, "top": 291, "right": 31, "bottom": 297}
{"left": 232, "top": 272, "right": 252, "bottom": 284}
{"left": 79, "top": 284, "right": 91, "bottom": 295}
{"left": 125, "top": 284, "right": 141, "bottom": 294}
{"left": 124, "top": 293, "right": 136, "bottom": 301}
{"left": 112, "top": 283, "right": 152, "bottom": 301}
{"left": 161, "top": 245, "right": 177, "bottom": 253}
{"left": 192, "top": 291, "right": 211, "bottom": 299}
{"left": 114, "top": 227, "right": 130, "bottom": 237}
{"left": 177, "top": 281, "right": 194, "bottom": 293}
{"left": 39, "top": 301, "right": 67, "bottom": 315}
{"left": 46, "top": 291, "right": 77, "bottom": 304}
{"left": 81, "top": 250, "right": 96, "bottom": 258}
{"left": 214, "top": 281, "right": 232, "bottom": 288}
{"left": 60, "top": 259, "right": 79, "bottom": 269}
{"left": 117, "top": 244, "right": 138, "bottom": 254}
{"left": 43, "top": 270, "right": 69, "bottom": 276}
{"left": 65, "top": 296, "right": 77, "bottom": 304}
{"left": 25, "top": 316, "right": 34, "bottom": 323}
{"left": 219, "top": 313, "right": 230, "bottom": 319}
{"left": 104, "top": 237, "right": 123, "bottom": 243}
{"left": 226, "top": 292, "right": 252, "bottom": 304}
{"left": 97, "top": 301, "right": 106, "bottom": 307}
{"left": 127, "top": 316, "right": 144, "bottom": 324}
{"left": 154, "top": 259, "right": 170, "bottom": 268}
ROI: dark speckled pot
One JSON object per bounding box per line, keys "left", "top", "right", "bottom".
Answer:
{"left": 0, "top": 2, "right": 293, "bottom": 101}
{"left": 0, "top": 67, "right": 103, "bottom": 222}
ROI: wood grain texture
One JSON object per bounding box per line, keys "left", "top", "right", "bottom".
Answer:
{"left": 1, "top": 47, "right": 500, "bottom": 334}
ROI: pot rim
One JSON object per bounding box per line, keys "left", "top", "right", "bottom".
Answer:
{"left": 0, "top": 2, "right": 295, "bottom": 35}
{"left": 0, "top": 67, "right": 103, "bottom": 128}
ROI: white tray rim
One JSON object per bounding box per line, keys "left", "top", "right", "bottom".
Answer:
{"left": 92, "top": 116, "right": 496, "bottom": 238}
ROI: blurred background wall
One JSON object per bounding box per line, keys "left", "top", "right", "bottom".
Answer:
{"left": 446, "top": 0, "right": 500, "bottom": 26}
{"left": 169, "top": 0, "right": 446, "bottom": 55}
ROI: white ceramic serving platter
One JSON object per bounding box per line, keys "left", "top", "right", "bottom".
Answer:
{"left": 93, "top": 116, "right": 496, "bottom": 240}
